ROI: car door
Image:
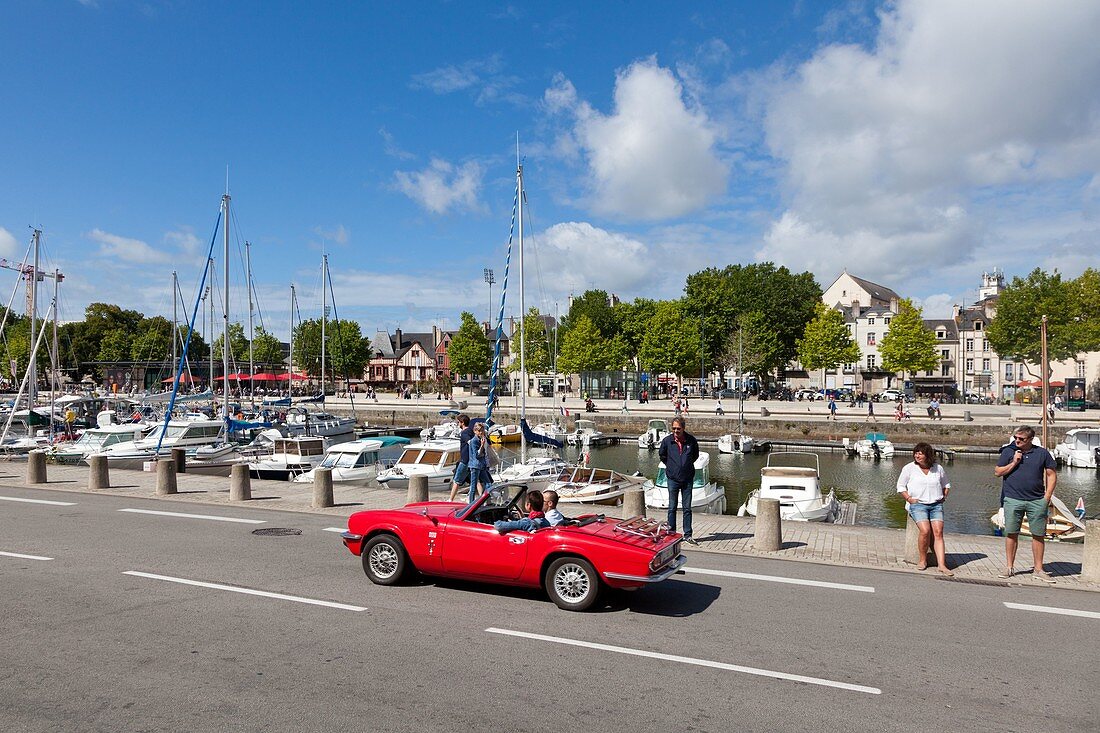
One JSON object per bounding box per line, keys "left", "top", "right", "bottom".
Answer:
{"left": 441, "top": 515, "right": 529, "bottom": 581}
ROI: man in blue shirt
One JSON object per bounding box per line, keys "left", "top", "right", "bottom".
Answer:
{"left": 658, "top": 416, "right": 701, "bottom": 545}
{"left": 447, "top": 414, "right": 474, "bottom": 502}
{"left": 994, "top": 426, "right": 1058, "bottom": 582}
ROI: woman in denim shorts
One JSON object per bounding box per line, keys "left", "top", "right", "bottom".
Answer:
{"left": 896, "top": 442, "right": 954, "bottom": 576}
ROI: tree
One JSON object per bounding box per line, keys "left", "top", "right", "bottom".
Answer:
{"left": 324, "top": 320, "right": 369, "bottom": 380}
{"left": 797, "top": 303, "right": 861, "bottom": 371}
{"left": 250, "top": 326, "right": 285, "bottom": 369}
{"left": 130, "top": 317, "right": 173, "bottom": 361}
{"left": 879, "top": 298, "right": 938, "bottom": 378}
{"left": 97, "top": 329, "right": 131, "bottom": 363}
{"left": 735, "top": 311, "right": 784, "bottom": 380}
{"left": 447, "top": 312, "right": 491, "bottom": 378}
{"left": 507, "top": 307, "right": 552, "bottom": 374}
{"left": 557, "top": 315, "right": 607, "bottom": 373}
{"left": 603, "top": 334, "right": 633, "bottom": 370}
{"left": 558, "top": 289, "right": 618, "bottom": 341}
{"left": 211, "top": 322, "right": 249, "bottom": 362}
{"left": 613, "top": 298, "right": 658, "bottom": 367}
{"left": 637, "top": 301, "right": 700, "bottom": 381}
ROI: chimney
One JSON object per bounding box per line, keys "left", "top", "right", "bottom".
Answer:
{"left": 394, "top": 328, "right": 403, "bottom": 349}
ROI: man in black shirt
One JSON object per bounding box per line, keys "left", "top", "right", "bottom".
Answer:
{"left": 447, "top": 414, "right": 474, "bottom": 502}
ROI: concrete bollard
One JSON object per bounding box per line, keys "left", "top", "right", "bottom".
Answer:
{"left": 27, "top": 450, "right": 47, "bottom": 484}
{"left": 172, "top": 447, "right": 187, "bottom": 473}
{"left": 156, "top": 458, "right": 177, "bottom": 495}
{"left": 406, "top": 474, "right": 429, "bottom": 505}
{"left": 88, "top": 455, "right": 110, "bottom": 490}
{"left": 760, "top": 406, "right": 770, "bottom": 417}
{"left": 230, "top": 463, "right": 251, "bottom": 501}
{"left": 1083, "top": 520, "right": 1100, "bottom": 584}
{"left": 313, "top": 468, "right": 334, "bottom": 509}
{"left": 621, "top": 488, "right": 646, "bottom": 518}
{"left": 904, "top": 515, "right": 935, "bottom": 565}
{"left": 754, "top": 497, "right": 782, "bottom": 551}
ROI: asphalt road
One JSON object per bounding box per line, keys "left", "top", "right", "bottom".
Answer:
{"left": 2, "top": 486, "right": 1098, "bottom": 733}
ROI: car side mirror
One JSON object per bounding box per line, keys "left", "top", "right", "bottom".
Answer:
{"left": 420, "top": 507, "right": 438, "bottom": 525}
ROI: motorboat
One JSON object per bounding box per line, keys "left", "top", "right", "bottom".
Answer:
{"left": 643, "top": 451, "right": 725, "bottom": 513}
{"left": 545, "top": 465, "right": 644, "bottom": 506}
{"left": 717, "top": 433, "right": 755, "bottom": 454}
{"left": 375, "top": 439, "right": 462, "bottom": 491}
{"left": 419, "top": 411, "right": 463, "bottom": 441}
{"left": 48, "top": 423, "right": 150, "bottom": 465}
{"left": 531, "top": 422, "right": 568, "bottom": 444}
{"left": 846, "top": 432, "right": 895, "bottom": 459}
{"left": 991, "top": 495, "right": 1086, "bottom": 542}
{"left": 637, "top": 419, "right": 668, "bottom": 450}
{"left": 737, "top": 452, "right": 839, "bottom": 522}
{"left": 293, "top": 436, "right": 411, "bottom": 485}
{"left": 488, "top": 423, "right": 522, "bottom": 445}
{"left": 283, "top": 408, "right": 357, "bottom": 440}
{"left": 248, "top": 436, "right": 327, "bottom": 480}
{"left": 566, "top": 419, "right": 605, "bottom": 447}
{"left": 86, "top": 418, "right": 227, "bottom": 470}
{"left": 187, "top": 428, "right": 288, "bottom": 476}
{"left": 1053, "top": 428, "right": 1100, "bottom": 468}
{"left": 494, "top": 454, "right": 570, "bottom": 492}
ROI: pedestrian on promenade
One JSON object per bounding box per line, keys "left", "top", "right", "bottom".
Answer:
{"left": 897, "top": 442, "right": 954, "bottom": 576}
{"left": 828, "top": 397, "right": 837, "bottom": 420}
{"left": 467, "top": 422, "right": 495, "bottom": 501}
{"left": 994, "top": 426, "right": 1057, "bottom": 582}
{"left": 867, "top": 399, "right": 876, "bottom": 422}
{"left": 658, "top": 416, "right": 700, "bottom": 545}
{"left": 447, "top": 414, "right": 473, "bottom": 502}
{"left": 715, "top": 396, "right": 724, "bottom": 415}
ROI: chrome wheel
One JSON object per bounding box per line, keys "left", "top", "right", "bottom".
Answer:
{"left": 368, "top": 542, "right": 400, "bottom": 579}
{"left": 554, "top": 563, "right": 590, "bottom": 603}
{"left": 545, "top": 557, "right": 600, "bottom": 611}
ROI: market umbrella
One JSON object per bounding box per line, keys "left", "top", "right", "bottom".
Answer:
{"left": 275, "top": 372, "right": 310, "bottom": 381}
{"left": 214, "top": 373, "right": 251, "bottom": 381}
{"left": 1016, "top": 379, "right": 1042, "bottom": 388}
{"left": 162, "top": 374, "right": 199, "bottom": 384}
{"left": 250, "top": 372, "right": 279, "bottom": 381}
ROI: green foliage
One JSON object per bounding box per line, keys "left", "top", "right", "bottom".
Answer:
{"left": 1, "top": 319, "right": 31, "bottom": 381}
{"left": 97, "top": 329, "right": 131, "bottom": 363}
{"left": 250, "top": 326, "right": 285, "bottom": 368}
{"left": 736, "top": 311, "right": 784, "bottom": 379}
{"left": 293, "top": 318, "right": 368, "bottom": 379}
{"left": 211, "top": 322, "right": 249, "bottom": 362}
{"left": 559, "top": 290, "right": 618, "bottom": 341}
{"left": 797, "top": 303, "right": 861, "bottom": 371}
{"left": 557, "top": 315, "right": 607, "bottom": 373}
{"left": 604, "top": 334, "right": 634, "bottom": 370}
{"left": 507, "top": 307, "right": 552, "bottom": 373}
{"left": 612, "top": 298, "right": 657, "bottom": 361}
{"left": 637, "top": 301, "right": 701, "bottom": 378}
{"left": 879, "top": 299, "right": 938, "bottom": 376}
{"left": 447, "top": 312, "right": 491, "bottom": 377}
{"left": 130, "top": 316, "right": 172, "bottom": 361}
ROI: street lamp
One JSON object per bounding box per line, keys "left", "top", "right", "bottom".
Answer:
{"left": 1041, "top": 314, "right": 1049, "bottom": 447}
{"left": 483, "top": 268, "right": 496, "bottom": 327}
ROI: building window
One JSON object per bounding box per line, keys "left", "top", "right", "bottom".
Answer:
{"left": 965, "top": 338, "right": 974, "bottom": 352}
{"left": 941, "top": 349, "right": 950, "bottom": 360}
{"left": 867, "top": 354, "right": 877, "bottom": 370}
{"left": 1005, "top": 364, "right": 1014, "bottom": 382}
{"left": 867, "top": 317, "right": 876, "bottom": 325}
{"left": 975, "top": 322, "right": 983, "bottom": 331}
{"left": 937, "top": 330, "right": 946, "bottom": 339}
{"left": 867, "top": 332, "right": 876, "bottom": 346}
{"left": 846, "top": 324, "right": 852, "bottom": 334}
{"left": 884, "top": 317, "right": 891, "bottom": 326}
{"left": 1078, "top": 361, "right": 1087, "bottom": 378}
{"left": 982, "top": 339, "right": 988, "bottom": 352}
{"left": 941, "top": 364, "right": 951, "bottom": 377}
{"left": 965, "top": 358, "right": 974, "bottom": 373}
{"left": 982, "top": 358, "right": 990, "bottom": 371}
{"left": 925, "top": 370, "right": 933, "bottom": 377}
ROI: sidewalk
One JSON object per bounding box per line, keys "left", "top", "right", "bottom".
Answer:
{"left": 3, "top": 460, "right": 1093, "bottom": 592}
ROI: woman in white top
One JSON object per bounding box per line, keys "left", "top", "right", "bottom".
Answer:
{"left": 896, "top": 442, "right": 954, "bottom": 576}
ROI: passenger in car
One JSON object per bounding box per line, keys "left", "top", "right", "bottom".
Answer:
{"left": 543, "top": 490, "right": 565, "bottom": 527}
{"left": 494, "top": 490, "right": 550, "bottom": 534}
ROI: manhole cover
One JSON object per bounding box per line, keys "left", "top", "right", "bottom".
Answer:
{"left": 251, "top": 528, "right": 303, "bottom": 537}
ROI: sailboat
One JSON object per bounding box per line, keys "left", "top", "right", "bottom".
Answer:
{"left": 717, "top": 332, "right": 755, "bottom": 454}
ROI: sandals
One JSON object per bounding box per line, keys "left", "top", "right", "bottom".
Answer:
{"left": 997, "top": 569, "right": 1013, "bottom": 579}
{"left": 937, "top": 567, "right": 955, "bottom": 577}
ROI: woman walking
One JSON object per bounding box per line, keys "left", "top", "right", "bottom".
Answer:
{"left": 466, "top": 422, "right": 494, "bottom": 502}
{"left": 896, "top": 442, "right": 954, "bottom": 576}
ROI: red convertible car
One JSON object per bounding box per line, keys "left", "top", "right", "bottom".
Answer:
{"left": 341, "top": 484, "right": 687, "bottom": 611}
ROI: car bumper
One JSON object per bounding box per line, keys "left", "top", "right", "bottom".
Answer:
{"left": 341, "top": 531, "right": 364, "bottom": 555}
{"left": 604, "top": 554, "right": 687, "bottom": 584}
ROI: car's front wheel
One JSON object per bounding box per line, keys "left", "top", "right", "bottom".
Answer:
{"left": 361, "top": 534, "right": 410, "bottom": 585}
{"left": 544, "top": 556, "right": 600, "bottom": 611}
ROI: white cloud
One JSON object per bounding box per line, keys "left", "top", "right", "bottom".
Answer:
{"left": 529, "top": 222, "right": 652, "bottom": 297}
{"left": 756, "top": 0, "right": 1100, "bottom": 287}
{"left": 0, "top": 227, "right": 18, "bottom": 258}
{"left": 163, "top": 228, "right": 202, "bottom": 257}
{"left": 394, "top": 159, "right": 484, "bottom": 215}
{"left": 546, "top": 59, "right": 729, "bottom": 221}
{"left": 312, "top": 224, "right": 349, "bottom": 245}
{"left": 410, "top": 55, "right": 524, "bottom": 106}
{"left": 913, "top": 293, "right": 955, "bottom": 320}
{"left": 87, "top": 229, "right": 173, "bottom": 265}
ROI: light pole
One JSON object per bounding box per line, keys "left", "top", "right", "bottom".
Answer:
{"left": 483, "top": 268, "right": 495, "bottom": 327}
{"left": 1041, "top": 314, "right": 1049, "bottom": 447}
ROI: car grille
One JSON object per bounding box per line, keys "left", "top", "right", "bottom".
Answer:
{"left": 652, "top": 541, "right": 681, "bottom": 571}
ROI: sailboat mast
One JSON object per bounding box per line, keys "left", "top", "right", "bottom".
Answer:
{"left": 246, "top": 241, "right": 254, "bottom": 404}
{"left": 29, "top": 228, "right": 40, "bottom": 406}
{"left": 172, "top": 271, "right": 178, "bottom": 368}
{"left": 222, "top": 193, "right": 231, "bottom": 419}
{"left": 321, "top": 254, "right": 327, "bottom": 400}
{"left": 517, "top": 147, "right": 527, "bottom": 462}
{"left": 207, "top": 260, "right": 214, "bottom": 389}
{"left": 50, "top": 269, "right": 59, "bottom": 443}
{"left": 289, "top": 285, "right": 296, "bottom": 393}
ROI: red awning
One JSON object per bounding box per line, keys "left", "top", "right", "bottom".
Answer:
{"left": 1016, "top": 380, "right": 1041, "bottom": 388}
{"left": 214, "top": 373, "right": 251, "bottom": 381}
{"left": 162, "top": 374, "right": 199, "bottom": 384}
{"left": 250, "top": 373, "right": 279, "bottom": 381}
{"left": 275, "top": 372, "right": 310, "bottom": 381}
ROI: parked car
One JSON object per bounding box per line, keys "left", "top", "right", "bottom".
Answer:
{"left": 877, "top": 389, "right": 904, "bottom": 402}
{"left": 340, "top": 484, "right": 686, "bottom": 611}
{"left": 716, "top": 388, "right": 741, "bottom": 399}
{"left": 795, "top": 389, "right": 819, "bottom": 401}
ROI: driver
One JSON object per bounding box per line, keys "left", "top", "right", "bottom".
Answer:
{"left": 494, "top": 489, "right": 549, "bottom": 534}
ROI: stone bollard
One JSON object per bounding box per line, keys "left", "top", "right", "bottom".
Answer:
{"left": 313, "top": 468, "right": 334, "bottom": 509}
{"left": 230, "top": 463, "right": 251, "bottom": 501}
{"left": 904, "top": 515, "right": 935, "bottom": 566}
{"left": 156, "top": 458, "right": 177, "bottom": 496}
{"left": 963, "top": 410, "right": 973, "bottom": 422}
{"left": 754, "top": 497, "right": 782, "bottom": 551}
{"left": 406, "top": 474, "right": 429, "bottom": 505}
{"left": 621, "top": 488, "right": 646, "bottom": 518}
{"left": 88, "top": 455, "right": 110, "bottom": 490}
{"left": 1083, "top": 519, "right": 1100, "bottom": 584}
{"left": 172, "top": 447, "right": 187, "bottom": 473}
{"left": 27, "top": 450, "right": 47, "bottom": 484}
{"left": 760, "top": 406, "right": 770, "bottom": 417}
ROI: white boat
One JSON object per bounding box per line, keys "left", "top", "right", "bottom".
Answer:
{"left": 375, "top": 439, "right": 462, "bottom": 491}
{"left": 186, "top": 428, "right": 287, "bottom": 476}
{"left": 545, "top": 465, "right": 644, "bottom": 506}
{"left": 531, "top": 422, "right": 568, "bottom": 443}
{"left": 637, "top": 419, "right": 668, "bottom": 449}
{"left": 86, "top": 419, "right": 227, "bottom": 470}
{"left": 643, "top": 452, "right": 725, "bottom": 513}
{"left": 717, "top": 433, "right": 755, "bottom": 454}
{"left": 495, "top": 454, "right": 569, "bottom": 492}
{"left": 293, "top": 436, "right": 411, "bottom": 485}
{"left": 847, "top": 432, "right": 895, "bottom": 459}
{"left": 1053, "top": 428, "right": 1100, "bottom": 468}
{"left": 284, "top": 408, "right": 356, "bottom": 440}
{"left": 566, "top": 419, "right": 604, "bottom": 446}
{"left": 420, "top": 412, "right": 463, "bottom": 441}
{"left": 737, "top": 452, "right": 839, "bottom": 522}
{"left": 48, "top": 424, "right": 150, "bottom": 465}
{"left": 991, "top": 495, "right": 1086, "bottom": 542}
{"left": 248, "top": 436, "right": 327, "bottom": 480}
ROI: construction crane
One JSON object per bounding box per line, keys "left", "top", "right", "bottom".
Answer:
{"left": 0, "top": 257, "right": 64, "bottom": 317}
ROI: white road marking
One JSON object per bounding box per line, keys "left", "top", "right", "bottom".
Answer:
{"left": 486, "top": 628, "right": 881, "bottom": 695}
{"left": 683, "top": 566, "right": 875, "bottom": 593}
{"left": 0, "top": 496, "right": 77, "bottom": 506}
{"left": 323, "top": 527, "right": 346, "bottom": 533}
{"left": 123, "top": 571, "right": 366, "bottom": 612}
{"left": 1004, "top": 602, "right": 1100, "bottom": 620}
{"left": 0, "top": 551, "right": 53, "bottom": 561}
{"left": 118, "top": 508, "right": 265, "bottom": 524}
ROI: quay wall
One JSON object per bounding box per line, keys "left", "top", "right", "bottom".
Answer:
{"left": 325, "top": 403, "right": 1078, "bottom": 449}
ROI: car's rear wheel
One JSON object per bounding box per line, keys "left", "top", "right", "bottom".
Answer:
{"left": 544, "top": 556, "right": 600, "bottom": 611}
{"left": 361, "top": 534, "right": 409, "bottom": 585}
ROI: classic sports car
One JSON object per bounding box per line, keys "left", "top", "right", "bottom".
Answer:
{"left": 341, "top": 484, "right": 687, "bottom": 611}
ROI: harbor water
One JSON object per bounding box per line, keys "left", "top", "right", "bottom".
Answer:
{"left": 560, "top": 444, "right": 1100, "bottom": 537}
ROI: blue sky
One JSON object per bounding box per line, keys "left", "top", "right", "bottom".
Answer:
{"left": 2, "top": 1, "right": 1099, "bottom": 341}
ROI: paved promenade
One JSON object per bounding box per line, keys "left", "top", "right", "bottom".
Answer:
{"left": 4, "top": 458, "right": 1092, "bottom": 592}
